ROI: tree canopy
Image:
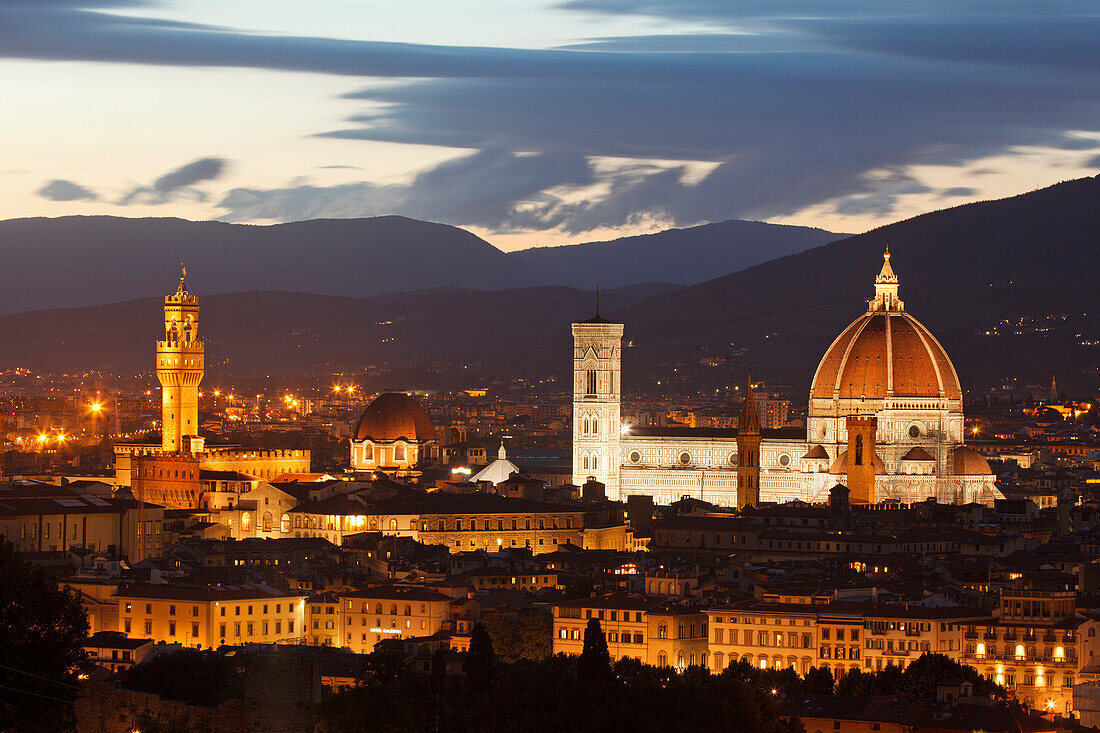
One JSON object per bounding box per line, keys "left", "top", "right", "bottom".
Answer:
{"left": 0, "top": 538, "right": 89, "bottom": 732}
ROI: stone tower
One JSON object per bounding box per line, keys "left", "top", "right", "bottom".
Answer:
{"left": 571, "top": 310, "right": 623, "bottom": 500}
{"left": 736, "top": 374, "right": 761, "bottom": 508}
{"left": 845, "top": 415, "right": 878, "bottom": 504}
{"left": 156, "top": 266, "right": 204, "bottom": 452}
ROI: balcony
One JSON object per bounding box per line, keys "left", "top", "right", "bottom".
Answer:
{"left": 983, "top": 633, "right": 997, "bottom": 640}
{"left": 964, "top": 632, "right": 978, "bottom": 640}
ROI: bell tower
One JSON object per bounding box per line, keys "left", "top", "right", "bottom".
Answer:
{"left": 156, "top": 265, "right": 204, "bottom": 452}
{"left": 845, "top": 415, "right": 878, "bottom": 504}
{"left": 571, "top": 308, "right": 623, "bottom": 500}
{"left": 736, "top": 374, "right": 761, "bottom": 508}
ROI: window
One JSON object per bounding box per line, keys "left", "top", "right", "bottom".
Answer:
{"left": 144, "top": 621, "right": 152, "bottom": 635}
{"left": 169, "top": 605, "right": 176, "bottom": 616}
{"left": 168, "top": 622, "right": 176, "bottom": 636}
{"left": 855, "top": 435, "right": 864, "bottom": 465}
{"left": 124, "top": 619, "right": 132, "bottom": 633}
{"left": 586, "top": 369, "right": 597, "bottom": 396}
{"left": 192, "top": 623, "right": 199, "bottom": 637}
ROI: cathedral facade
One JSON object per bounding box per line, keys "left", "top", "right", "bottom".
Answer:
{"left": 572, "top": 252, "right": 1002, "bottom": 507}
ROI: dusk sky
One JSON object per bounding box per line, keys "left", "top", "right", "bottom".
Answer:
{"left": 4, "top": 0, "right": 1099, "bottom": 250}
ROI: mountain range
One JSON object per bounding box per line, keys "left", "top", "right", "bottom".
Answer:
{"left": 0, "top": 215, "right": 840, "bottom": 316}
{"left": 1, "top": 175, "right": 1097, "bottom": 394}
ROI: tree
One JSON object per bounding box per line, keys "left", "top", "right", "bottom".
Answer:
{"left": 899, "top": 652, "right": 1002, "bottom": 700}
{"left": 802, "top": 666, "right": 836, "bottom": 695}
{"left": 0, "top": 538, "right": 89, "bottom": 732}
{"left": 577, "top": 618, "right": 612, "bottom": 689}
{"left": 466, "top": 623, "right": 495, "bottom": 691}
{"left": 481, "top": 608, "right": 552, "bottom": 661}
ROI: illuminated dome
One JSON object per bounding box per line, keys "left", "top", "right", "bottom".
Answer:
{"left": 810, "top": 250, "right": 961, "bottom": 405}
{"left": 353, "top": 392, "right": 436, "bottom": 443}
{"left": 829, "top": 449, "right": 885, "bottom": 475}
{"left": 951, "top": 446, "right": 992, "bottom": 475}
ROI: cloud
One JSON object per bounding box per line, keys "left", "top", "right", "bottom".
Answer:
{"left": 940, "top": 187, "right": 976, "bottom": 197}
{"left": 218, "top": 148, "right": 592, "bottom": 227}
{"left": 37, "top": 179, "right": 97, "bottom": 201}
{"left": 119, "top": 157, "right": 227, "bottom": 205}
{"left": 3, "top": 0, "right": 1100, "bottom": 231}
{"left": 1086, "top": 154, "right": 1100, "bottom": 169}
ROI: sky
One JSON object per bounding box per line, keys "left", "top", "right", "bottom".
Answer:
{"left": 2, "top": 0, "right": 1099, "bottom": 251}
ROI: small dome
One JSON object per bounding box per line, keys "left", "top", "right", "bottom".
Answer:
{"left": 829, "top": 449, "right": 885, "bottom": 475}
{"left": 353, "top": 392, "right": 436, "bottom": 443}
{"left": 901, "top": 446, "right": 935, "bottom": 461}
{"left": 802, "top": 444, "right": 829, "bottom": 460}
{"left": 952, "top": 446, "right": 992, "bottom": 475}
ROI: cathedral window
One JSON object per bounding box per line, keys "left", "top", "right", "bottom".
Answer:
{"left": 586, "top": 369, "right": 597, "bottom": 396}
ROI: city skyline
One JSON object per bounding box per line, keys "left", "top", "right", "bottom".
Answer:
{"left": 2, "top": 0, "right": 1099, "bottom": 249}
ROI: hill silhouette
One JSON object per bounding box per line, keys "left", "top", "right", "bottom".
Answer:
{"left": 510, "top": 219, "right": 842, "bottom": 287}
{"left": 0, "top": 176, "right": 1096, "bottom": 394}
{"left": 0, "top": 214, "right": 837, "bottom": 315}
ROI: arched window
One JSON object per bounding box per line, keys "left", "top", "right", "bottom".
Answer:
{"left": 262, "top": 512, "right": 272, "bottom": 532}
{"left": 404, "top": 605, "right": 411, "bottom": 616}
{"left": 410, "top": 520, "right": 418, "bottom": 531}
{"left": 241, "top": 513, "right": 251, "bottom": 530}
{"left": 294, "top": 516, "right": 302, "bottom": 529}
{"left": 855, "top": 435, "right": 864, "bottom": 465}
{"left": 677, "top": 653, "right": 685, "bottom": 669}
{"left": 390, "top": 604, "right": 398, "bottom": 615}
{"left": 394, "top": 442, "right": 405, "bottom": 461}
{"left": 658, "top": 625, "right": 667, "bottom": 640}
{"left": 582, "top": 454, "right": 589, "bottom": 471}
{"left": 389, "top": 519, "right": 397, "bottom": 531}
{"left": 658, "top": 652, "right": 667, "bottom": 667}
{"left": 678, "top": 624, "right": 684, "bottom": 639}
{"left": 586, "top": 369, "right": 597, "bottom": 396}
{"left": 281, "top": 514, "right": 290, "bottom": 533}
{"left": 375, "top": 603, "right": 383, "bottom": 614}
{"left": 714, "top": 652, "right": 724, "bottom": 670}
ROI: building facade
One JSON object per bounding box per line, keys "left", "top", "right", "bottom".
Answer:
{"left": 115, "top": 584, "right": 306, "bottom": 648}
{"left": 573, "top": 252, "right": 1002, "bottom": 507}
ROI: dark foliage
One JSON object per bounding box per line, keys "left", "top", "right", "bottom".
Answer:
{"left": 481, "top": 607, "right": 553, "bottom": 661}
{"left": 466, "top": 623, "right": 496, "bottom": 691}
{"left": 0, "top": 538, "right": 88, "bottom": 733}
{"left": 314, "top": 652, "right": 804, "bottom": 733}
{"left": 124, "top": 649, "right": 243, "bottom": 707}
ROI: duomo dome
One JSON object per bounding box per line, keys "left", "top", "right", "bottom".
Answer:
{"left": 806, "top": 250, "right": 964, "bottom": 453}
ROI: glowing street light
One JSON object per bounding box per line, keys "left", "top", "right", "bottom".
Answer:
{"left": 90, "top": 402, "right": 102, "bottom": 413}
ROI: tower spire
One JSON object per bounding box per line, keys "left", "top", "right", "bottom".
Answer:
{"left": 177, "top": 262, "right": 189, "bottom": 296}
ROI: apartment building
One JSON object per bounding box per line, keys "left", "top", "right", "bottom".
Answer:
{"left": 552, "top": 593, "right": 708, "bottom": 668}
{"left": 339, "top": 586, "right": 453, "bottom": 654}
{"left": 960, "top": 580, "right": 1092, "bottom": 716}
{"left": 115, "top": 584, "right": 306, "bottom": 648}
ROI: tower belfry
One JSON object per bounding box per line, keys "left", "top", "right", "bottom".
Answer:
{"left": 156, "top": 264, "right": 204, "bottom": 452}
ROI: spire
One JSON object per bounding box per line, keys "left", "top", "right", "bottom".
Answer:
{"left": 498, "top": 441, "right": 507, "bottom": 460}
{"left": 176, "top": 262, "right": 189, "bottom": 296}
{"left": 739, "top": 372, "right": 760, "bottom": 433}
{"left": 869, "top": 247, "right": 903, "bottom": 312}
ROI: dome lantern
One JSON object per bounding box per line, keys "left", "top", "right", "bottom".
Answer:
{"left": 868, "top": 247, "right": 903, "bottom": 313}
